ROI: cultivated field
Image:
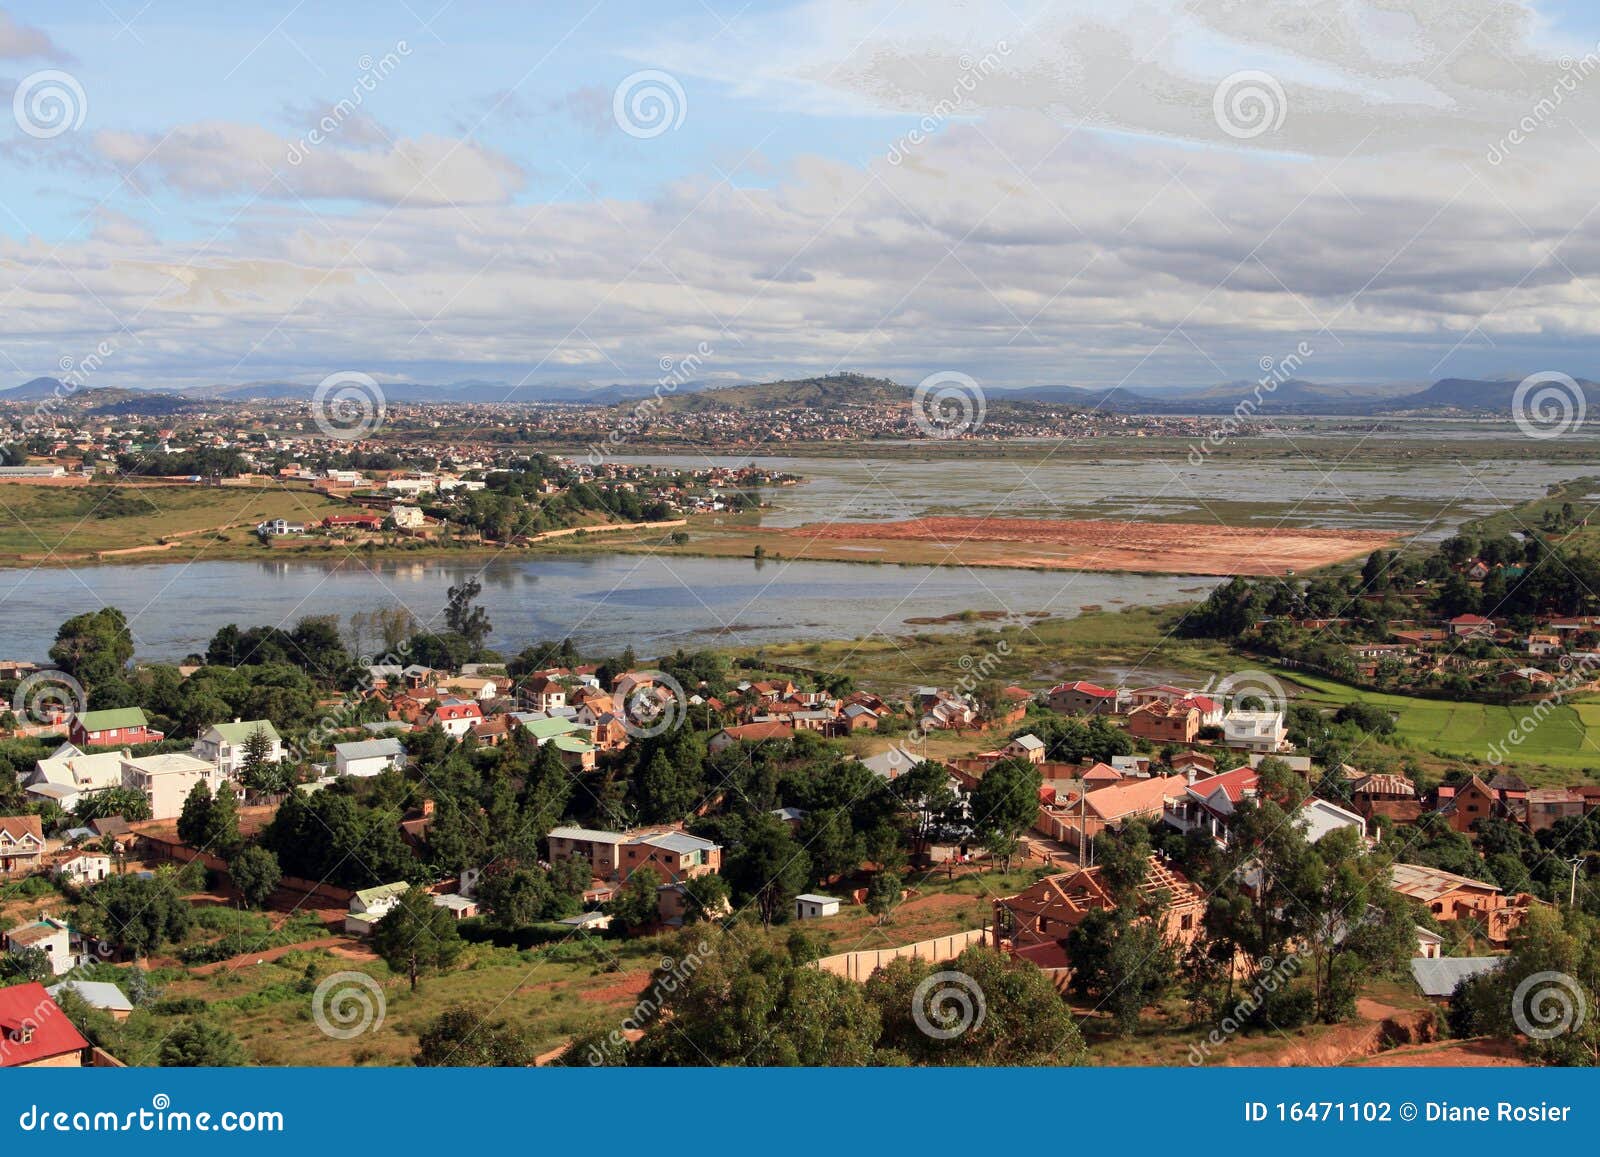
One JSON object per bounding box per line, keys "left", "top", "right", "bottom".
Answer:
{"left": 783, "top": 516, "right": 1397, "bottom": 576}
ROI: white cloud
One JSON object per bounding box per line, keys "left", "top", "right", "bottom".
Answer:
{"left": 0, "top": 10, "right": 63, "bottom": 60}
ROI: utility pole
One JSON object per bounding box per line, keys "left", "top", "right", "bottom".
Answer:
{"left": 1568, "top": 855, "right": 1586, "bottom": 906}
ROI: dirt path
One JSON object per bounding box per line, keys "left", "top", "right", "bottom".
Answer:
{"left": 190, "top": 936, "right": 375, "bottom": 976}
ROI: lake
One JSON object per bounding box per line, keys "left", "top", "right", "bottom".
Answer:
{"left": 0, "top": 555, "right": 1211, "bottom": 663}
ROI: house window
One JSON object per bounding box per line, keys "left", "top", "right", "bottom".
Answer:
{"left": 1181, "top": 913, "right": 1194, "bottom": 931}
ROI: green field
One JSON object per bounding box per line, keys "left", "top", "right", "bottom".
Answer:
{"left": 1278, "top": 668, "right": 1600, "bottom": 782}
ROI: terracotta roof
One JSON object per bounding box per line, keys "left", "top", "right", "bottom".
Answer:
{"left": 1390, "top": 862, "right": 1501, "bottom": 903}
{"left": 1081, "top": 775, "right": 1188, "bottom": 821}
{"left": 0, "top": 815, "right": 43, "bottom": 844}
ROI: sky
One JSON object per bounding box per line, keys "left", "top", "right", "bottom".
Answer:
{"left": 3, "top": 0, "right": 1600, "bottom": 392}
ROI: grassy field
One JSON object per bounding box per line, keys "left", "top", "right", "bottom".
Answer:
{"left": 0, "top": 481, "right": 352, "bottom": 563}
{"left": 1277, "top": 668, "right": 1600, "bottom": 782}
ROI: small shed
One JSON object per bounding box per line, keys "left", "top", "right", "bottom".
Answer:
{"left": 795, "top": 894, "right": 842, "bottom": 920}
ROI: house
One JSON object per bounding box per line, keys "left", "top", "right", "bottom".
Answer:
{"left": 4, "top": 917, "right": 78, "bottom": 976}
{"left": 993, "top": 857, "right": 1204, "bottom": 970}
{"left": 1414, "top": 925, "right": 1444, "bottom": 959}
{"left": 344, "top": 882, "right": 410, "bottom": 935}
{"left": 67, "top": 707, "right": 163, "bottom": 748}
{"left": 1447, "top": 614, "right": 1495, "bottom": 639}
{"left": 1126, "top": 700, "right": 1199, "bottom": 744}
{"left": 1004, "top": 734, "right": 1046, "bottom": 764}
{"left": 1350, "top": 773, "right": 1421, "bottom": 825}
{"left": 1045, "top": 680, "right": 1119, "bottom": 715}
{"left": 1163, "top": 766, "right": 1259, "bottom": 845}
{"left": 1389, "top": 862, "right": 1535, "bottom": 945}
{"left": 1409, "top": 957, "right": 1503, "bottom": 1004}
{"left": 121, "top": 751, "right": 223, "bottom": 820}
{"left": 0, "top": 815, "right": 45, "bottom": 877}
{"left": 0, "top": 982, "right": 90, "bottom": 1067}
{"left": 518, "top": 675, "right": 568, "bottom": 712}
{"left": 1035, "top": 774, "right": 1188, "bottom": 852}
{"left": 795, "top": 894, "right": 842, "bottom": 920}
{"left": 54, "top": 851, "right": 110, "bottom": 885}
{"left": 619, "top": 830, "right": 722, "bottom": 884}
{"left": 424, "top": 697, "right": 483, "bottom": 738}
{"left": 431, "top": 893, "right": 479, "bottom": 920}
{"left": 25, "top": 746, "right": 122, "bottom": 811}
{"left": 46, "top": 980, "right": 133, "bottom": 1021}
{"left": 255, "top": 518, "right": 306, "bottom": 537}
{"left": 708, "top": 721, "right": 796, "bottom": 753}
{"left": 547, "top": 826, "right": 629, "bottom": 879}
{"left": 1298, "top": 797, "right": 1368, "bottom": 844}
{"left": 1526, "top": 787, "right": 1588, "bottom": 833}
{"left": 191, "top": 719, "right": 284, "bottom": 777}
{"left": 520, "top": 716, "right": 596, "bottom": 770}
{"left": 1221, "top": 709, "right": 1287, "bottom": 752}
{"left": 1436, "top": 774, "right": 1507, "bottom": 834}
{"left": 333, "top": 737, "right": 407, "bottom": 778}
{"left": 858, "top": 744, "right": 925, "bottom": 781}
{"left": 390, "top": 504, "right": 425, "bottom": 529}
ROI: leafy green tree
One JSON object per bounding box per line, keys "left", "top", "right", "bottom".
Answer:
{"left": 239, "top": 726, "right": 289, "bottom": 795}
{"left": 968, "top": 757, "right": 1042, "bottom": 870}
{"left": 678, "top": 873, "right": 731, "bottom": 924}
{"left": 228, "top": 845, "right": 282, "bottom": 909}
{"left": 158, "top": 1019, "right": 250, "bottom": 1066}
{"left": 83, "top": 872, "right": 192, "bottom": 959}
{"left": 867, "top": 945, "right": 1086, "bottom": 1065}
{"left": 415, "top": 1006, "right": 538, "bottom": 1067}
{"left": 370, "top": 886, "right": 463, "bottom": 992}
{"left": 73, "top": 786, "right": 151, "bottom": 823}
{"left": 49, "top": 608, "right": 134, "bottom": 697}
{"left": 444, "top": 577, "right": 492, "bottom": 655}
{"left": 605, "top": 867, "right": 663, "bottom": 934}
{"left": 723, "top": 813, "right": 810, "bottom": 926}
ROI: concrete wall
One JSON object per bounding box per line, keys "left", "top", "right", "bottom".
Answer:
{"left": 813, "top": 927, "right": 989, "bottom": 982}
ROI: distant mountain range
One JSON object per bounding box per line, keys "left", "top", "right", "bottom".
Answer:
{"left": 2, "top": 371, "right": 1594, "bottom": 419}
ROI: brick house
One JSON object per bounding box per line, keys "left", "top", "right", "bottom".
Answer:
{"left": 68, "top": 708, "right": 163, "bottom": 748}
{"left": 1126, "top": 700, "right": 1199, "bottom": 744}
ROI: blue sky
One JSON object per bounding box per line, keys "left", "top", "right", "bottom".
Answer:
{"left": 3, "top": 0, "right": 1600, "bottom": 392}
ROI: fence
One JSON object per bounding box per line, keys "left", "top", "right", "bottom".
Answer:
{"left": 813, "top": 926, "right": 990, "bottom": 982}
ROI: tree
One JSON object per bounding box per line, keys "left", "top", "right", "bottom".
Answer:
{"left": 239, "top": 726, "right": 289, "bottom": 796}
{"left": 623, "top": 925, "right": 881, "bottom": 1066}
{"left": 415, "top": 1006, "right": 538, "bottom": 1067}
{"left": 2, "top": 946, "right": 51, "bottom": 983}
{"left": 370, "top": 886, "right": 463, "bottom": 991}
{"left": 85, "top": 872, "right": 192, "bottom": 959}
{"left": 678, "top": 873, "right": 731, "bottom": 924}
{"left": 605, "top": 867, "right": 663, "bottom": 934}
{"left": 724, "top": 813, "right": 810, "bottom": 926}
{"left": 73, "top": 786, "right": 151, "bottom": 823}
{"left": 444, "top": 577, "right": 492, "bottom": 654}
{"left": 867, "top": 945, "right": 1086, "bottom": 1065}
{"left": 159, "top": 1019, "right": 249, "bottom": 1066}
{"left": 175, "top": 780, "right": 242, "bottom": 857}
{"left": 968, "top": 758, "right": 1042, "bottom": 870}
{"left": 229, "top": 845, "right": 282, "bottom": 909}
{"left": 867, "top": 871, "right": 901, "bottom": 925}
{"left": 49, "top": 608, "right": 134, "bottom": 697}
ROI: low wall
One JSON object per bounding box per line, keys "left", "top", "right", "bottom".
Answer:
{"left": 813, "top": 926, "right": 989, "bottom": 982}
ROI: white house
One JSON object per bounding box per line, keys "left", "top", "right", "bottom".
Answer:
{"left": 3, "top": 916, "right": 78, "bottom": 976}
{"left": 26, "top": 744, "right": 125, "bottom": 811}
{"left": 344, "top": 882, "right": 409, "bottom": 935}
{"left": 55, "top": 852, "right": 111, "bottom": 886}
{"left": 795, "top": 894, "right": 842, "bottom": 920}
{"left": 1222, "top": 709, "right": 1288, "bottom": 752}
{"left": 192, "top": 719, "right": 284, "bottom": 777}
{"left": 333, "top": 737, "right": 407, "bottom": 778}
